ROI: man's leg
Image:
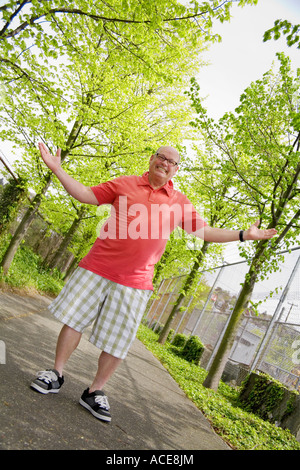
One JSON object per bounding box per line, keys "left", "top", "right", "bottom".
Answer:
{"left": 79, "top": 351, "right": 121, "bottom": 422}
{"left": 79, "top": 282, "right": 150, "bottom": 421}
{"left": 31, "top": 324, "right": 81, "bottom": 394}
{"left": 54, "top": 324, "right": 82, "bottom": 376}
{"left": 89, "top": 351, "right": 122, "bottom": 392}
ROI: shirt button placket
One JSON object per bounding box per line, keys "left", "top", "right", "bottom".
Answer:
{"left": 148, "top": 189, "right": 155, "bottom": 202}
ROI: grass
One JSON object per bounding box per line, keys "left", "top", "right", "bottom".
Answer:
{"left": 136, "top": 324, "right": 300, "bottom": 451}
{"left": 0, "top": 242, "right": 64, "bottom": 296}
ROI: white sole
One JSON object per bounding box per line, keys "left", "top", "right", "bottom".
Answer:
{"left": 30, "top": 383, "right": 60, "bottom": 394}
{"left": 79, "top": 398, "right": 111, "bottom": 422}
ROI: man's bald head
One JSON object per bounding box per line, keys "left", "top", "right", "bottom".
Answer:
{"left": 155, "top": 146, "right": 181, "bottom": 163}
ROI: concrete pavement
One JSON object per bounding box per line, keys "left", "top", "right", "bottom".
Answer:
{"left": 0, "top": 289, "right": 230, "bottom": 451}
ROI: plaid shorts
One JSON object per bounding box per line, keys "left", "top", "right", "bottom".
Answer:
{"left": 48, "top": 267, "right": 151, "bottom": 359}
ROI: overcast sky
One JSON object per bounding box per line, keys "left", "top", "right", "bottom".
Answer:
{"left": 196, "top": 0, "right": 300, "bottom": 120}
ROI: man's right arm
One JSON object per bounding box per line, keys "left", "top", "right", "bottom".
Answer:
{"left": 39, "top": 143, "right": 99, "bottom": 205}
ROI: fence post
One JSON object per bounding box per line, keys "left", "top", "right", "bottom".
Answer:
{"left": 146, "top": 279, "right": 164, "bottom": 324}
{"left": 190, "top": 266, "right": 224, "bottom": 337}
{"left": 174, "top": 274, "right": 204, "bottom": 335}
{"left": 230, "top": 315, "right": 251, "bottom": 361}
{"left": 153, "top": 276, "right": 183, "bottom": 331}
{"left": 147, "top": 278, "right": 173, "bottom": 326}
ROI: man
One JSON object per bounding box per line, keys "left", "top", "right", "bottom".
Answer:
{"left": 31, "top": 143, "right": 277, "bottom": 422}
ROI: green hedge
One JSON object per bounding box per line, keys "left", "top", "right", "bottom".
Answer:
{"left": 239, "top": 371, "right": 299, "bottom": 424}
{"left": 181, "top": 335, "right": 205, "bottom": 364}
{"left": 171, "top": 333, "right": 188, "bottom": 348}
{"left": 171, "top": 333, "right": 204, "bottom": 364}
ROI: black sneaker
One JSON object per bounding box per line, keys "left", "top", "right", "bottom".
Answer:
{"left": 79, "top": 388, "right": 111, "bottom": 422}
{"left": 31, "top": 369, "right": 64, "bottom": 394}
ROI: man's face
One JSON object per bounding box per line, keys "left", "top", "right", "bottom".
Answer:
{"left": 148, "top": 147, "right": 180, "bottom": 186}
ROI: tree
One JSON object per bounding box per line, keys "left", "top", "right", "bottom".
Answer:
{"left": 2, "top": 0, "right": 226, "bottom": 273}
{"left": 188, "top": 53, "right": 300, "bottom": 390}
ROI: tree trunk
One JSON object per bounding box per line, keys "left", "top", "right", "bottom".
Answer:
{"left": 0, "top": 179, "right": 51, "bottom": 274}
{"left": 152, "top": 246, "right": 172, "bottom": 288}
{"left": 202, "top": 278, "right": 254, "bottom": 390}
{"left": 58, "top": 251, "right": 74, "bottom": 274}
{"left": 47, "top": 207, "right": 86, "bottom": 270}
{"left": 158, "top": 241, "right": 210, "bottom": 344}
{"left": 63, "top": 256, "right": 79, "bottom": 282}
{"left": 202, "top": 250, "right": 264, "bottom": 391}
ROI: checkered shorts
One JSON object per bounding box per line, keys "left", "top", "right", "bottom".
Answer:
{"left": 48, "top": 267, "right": 151, "bottom": 359}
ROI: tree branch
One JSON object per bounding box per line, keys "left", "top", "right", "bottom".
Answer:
{"left": 0, "top": 0, "right": 29, "bottom": 37}
{"left": 0, "top": 3, "right": 225, "bottom": 39}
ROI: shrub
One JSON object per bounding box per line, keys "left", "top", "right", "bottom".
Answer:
{"left": 171, "top": 333, "right": 188, "bottom": 348}
{"left": 181, "top": 335, "right": 205, "bottom": 364}
{"left": 239, "top": 371, "right": 299, "bottom": 424}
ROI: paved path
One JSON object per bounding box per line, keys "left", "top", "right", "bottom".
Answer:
{"left": 0, "top": 289, "right": 230, "bottom": 451}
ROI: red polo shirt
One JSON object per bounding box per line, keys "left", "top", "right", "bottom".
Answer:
{"left": 79, "top": 173, "right": 207, "bottom": 290}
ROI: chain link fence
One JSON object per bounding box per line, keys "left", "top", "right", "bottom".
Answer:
{"left": 144, "top": 247, "right": 300, "bottom": 391}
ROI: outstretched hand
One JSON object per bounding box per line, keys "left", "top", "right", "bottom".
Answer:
{"left": 244, "top": 220, "right": 277, "bottom": 241}
{"left": 38, "top": 142, "right": 61, "bottom": 174}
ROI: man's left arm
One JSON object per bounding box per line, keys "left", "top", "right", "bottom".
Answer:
{"left": 195, "top": 220, "right": 277, "bottom": 243}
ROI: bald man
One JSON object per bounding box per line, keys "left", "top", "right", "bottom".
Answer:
{"left": 30, "top": 144, "right": 277, "bottom": 421}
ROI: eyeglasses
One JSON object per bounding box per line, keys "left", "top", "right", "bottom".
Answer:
{"left": 155, "top": 153, "right": 179, "bottom": 167}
